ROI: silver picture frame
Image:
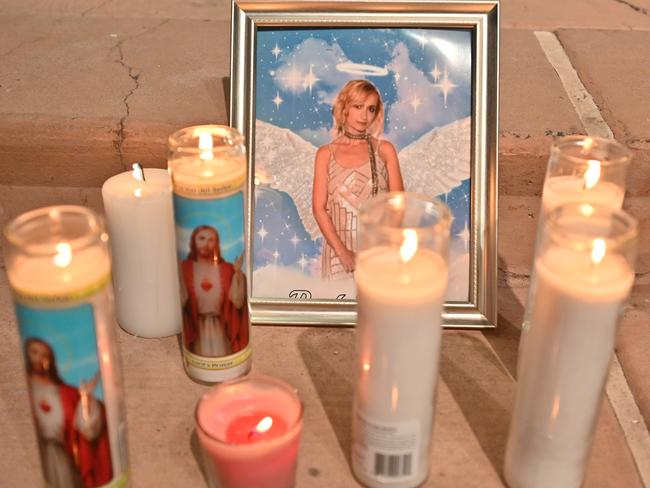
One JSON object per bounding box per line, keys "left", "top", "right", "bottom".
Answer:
{"left": 230, "top": 0, "right": 499, "bottom": 327}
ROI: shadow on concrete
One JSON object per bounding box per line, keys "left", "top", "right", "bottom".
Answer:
{"left": 297, "top": 328, "right": 355, "bottom": 466}
{"left": 481, "top": 254, "right": 526, "bottom": 378}
{"left": 440, "top": 331, "right": 511, "bottom": 480}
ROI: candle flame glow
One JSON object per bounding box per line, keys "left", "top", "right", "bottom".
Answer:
{"left": 399, "top": 229, "right": 418, "bottom": 263}
{"left": 131, "top": 163, "right": 145, "bottom": 182}
{"left": 583, "top": 160, "right": 601, "bottom": 189}
{"left": 53, "top": 242, "right": 72, "bottom": 268}
{"left": 199, "top": 132, "right": 214, "bottom": 161}
{"left": 579, "top": 203, "right": 594, "bottom": 217}
{"left": 255, "top": 416, "right": 273, "bottom": 434}
{"left": 591, "top": 238, "right": 606, "bottom": 265}
{"left": 363, "top": 363, "right": 370, "bottom": 372}
{"left": 134, "top": 187, "right": 142, "bottom": 198}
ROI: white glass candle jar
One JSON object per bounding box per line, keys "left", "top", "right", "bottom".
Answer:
{"left": 4, "top": 206, "right": 130, "bottom": 488}
{"left": 506, "top": 202, "right": 638, "bottom": 488}
{"left": 519, "top": 135, "right": 631, "bottom": 372}
{"left": 352, "top": 192, "right": 451, "bottom": 488}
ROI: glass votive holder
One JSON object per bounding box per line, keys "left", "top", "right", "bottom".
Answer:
{"left": 195, "top": 375, "right": 304, "bottom": 488}
{"left": 352, "top": 192, "right": 451, "bottom": 488}
{"left": 506, "top": 202, "right": 638, "bottom": 488}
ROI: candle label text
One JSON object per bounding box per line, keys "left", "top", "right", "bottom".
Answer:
{"left": 353, "top": 412, "right": 420, "bottom": 482}
{"left": 13, "top": 287, "right": 130, "bottom": 488}
{"left": 172, "top": 190, "right": 251, "bottom": 374}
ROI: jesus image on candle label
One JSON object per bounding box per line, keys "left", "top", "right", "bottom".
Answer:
{"left": 180, "top": 225, "right": 250, "bottom": 357}
{"left": 24, "top": 337, "right": 113, "bottom": 488}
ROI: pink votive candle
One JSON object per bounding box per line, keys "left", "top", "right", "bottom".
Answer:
{"left": 195, "top": 376, "right": 304, "bottom": 488}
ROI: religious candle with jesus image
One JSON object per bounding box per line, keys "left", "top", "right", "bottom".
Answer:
{"left": 4, "top": 205, "right": 129, "bottom": 488}
{"left": 169, "top": 125, "right": 252, "bottom": 383}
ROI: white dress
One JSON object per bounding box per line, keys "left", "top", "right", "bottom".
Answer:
{"left": 192, "top": 261, "right": 232, "bottom": 357}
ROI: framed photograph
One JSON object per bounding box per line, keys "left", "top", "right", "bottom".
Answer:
{"left": 230, "top": 0, "right": 498, "bottom": 327}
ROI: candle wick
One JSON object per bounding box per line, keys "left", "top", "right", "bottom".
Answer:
{"left": 136, "top": 162, "right": 146, "bottom": 182}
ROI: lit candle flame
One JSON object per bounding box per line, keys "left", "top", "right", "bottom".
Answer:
{"left": 134, "top": 187, "right": 142, "bottom": 198}
{"left": 591, "top": 238, "right": 606, "bottom": 265}
{"left": 363, "top": 362, "right": 370, "bottom": 372}
{"left": 199, "top": 132, "right": 214, "bottom": 161}
{"left": 583, "top": 160, "right": 601, "bottom": 189}
{"left": 53, "top": 242, "right": 72, "bottom": 268}
{"left": 131, "top": 163, "right": 145, "bottom": 182}
{"left": 254, "top": 416, "right": 273, "bottom": 434}
{"left": 399, "top": 229, "right": 418, "bottom": 263}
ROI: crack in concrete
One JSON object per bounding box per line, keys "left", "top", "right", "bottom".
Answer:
{"left": 109, "top": 19, "right": 170, "bottom": 168}
{"left": 113, "top": 43, "right": 140, "bottom": 170}
{"left": 81, "top": 0, "right": 115, "bottom": 17}
{"left": 613, "top": 0, "right": 650, "bottom": 16}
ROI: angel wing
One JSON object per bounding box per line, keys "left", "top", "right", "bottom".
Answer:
{"left": 398, "top": 116, "right": 471, "bottom": 198}
{"left": 254, "top": 119, "right": 320, "bottom": 240}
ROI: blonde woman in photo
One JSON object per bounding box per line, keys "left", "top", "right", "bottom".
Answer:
{"left": 312, "top": 79, "right": 404, "bottom": 280}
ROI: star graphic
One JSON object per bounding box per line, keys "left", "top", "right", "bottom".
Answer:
{"left": 290, "top": 234, "right": 300, "bottom": 248}
{"left": 272, "top": 249, "right": 280, "bottom": 262}
{"left": 435, "top": 68, "right": 457, "bottom": 108}
{"left": 298, "top": 254, "right": 308, "bottom": 271}
{"left": 302, "top": 65, "right": 320, "bottom": 94}
{"left": 257, "top": 225, "right": 269, "bottom": 241}
{"left": 430, "top": 63, "right": 442, "bottom": 82}
{"left": 457, "top": 222, "right": 470, "bottom": 251}
{"left": 394, "top": 71, "right": 401, "bottom": 83}
{"left": 409, "top": 94, "right": 422, "bottom": 113}
{"left": 272, "top": 92, "right": 284, "bottom": 110}
{"left": 271, "top": 44, "right": 282, "bottom": 60}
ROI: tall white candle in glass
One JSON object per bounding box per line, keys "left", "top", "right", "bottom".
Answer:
{"left": 3, "top": 206, "right": 130, "bottom": 488}
{"left": 519, "top": 136, "right": 631, "bottom": 373}
{"left": 505, "top": 202, "right": 638, "bottom": 488}
{"left": 102, "top": 165, "right": 182, "bottom": 337}
{"left": 352, "top": 193, "right": 451, "bottom": 488}
{"left": 168, "top": 125, "right": 251, "bottom": 383}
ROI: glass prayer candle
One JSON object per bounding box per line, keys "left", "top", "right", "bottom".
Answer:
{"left": 519, "top": 135, "right": 631, "bottom": 374}
{"left": 168, "top": 125, "right": 251, "bottom": 383}
{"left": 195, "top": 375, "right": 303, "bottom": 488}
{"left": 3, "top": 205, "right": 130, "bottom": 488}
{"left": 505, "top": 202, "right": 638, "bottom": 488}
{"left": 352, "top": 192, "right": 451, "bottom": 488}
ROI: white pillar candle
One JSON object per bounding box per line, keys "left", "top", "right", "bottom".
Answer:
{"left": 4, "top": 206, "right": 130, "bottom": 487}
{"left": 353, "top": 244, "right": 447, "bottom": 488}
{"left": 506, "top": 207, "right": 636, "bottom": 488}
{"left": 102, "top": 167, "right": 181, "bottom": 338}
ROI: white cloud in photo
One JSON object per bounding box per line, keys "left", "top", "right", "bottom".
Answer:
{"left": 297, "top": 126, "right": 332, "bottom": 147}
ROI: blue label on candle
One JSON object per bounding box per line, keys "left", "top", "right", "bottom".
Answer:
{"left": 172, "top": 191, "right": 251, "bottom": 370}
{"left": 15, "top": 299, "right": 129, "bottom": 488}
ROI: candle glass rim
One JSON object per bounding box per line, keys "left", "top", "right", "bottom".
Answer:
{"left": 550, "top": 135, "right": 632, "bottom": 168}
{"left": 358, "top": 191, "right": 452, "bottom": 238}
{"left": 194, "top": 374, "right": 304, "bottom": 449}
{"left": 3, "top": 205, "right": 106, "bottom": 257}
{"left": 544, "top": 202, "right": 639, "bottom": 253}
{"left": 168, "top": 125, "right": 245, "bottom": 156}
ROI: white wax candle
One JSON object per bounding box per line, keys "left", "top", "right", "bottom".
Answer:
{"left": 102, "top": 168, "right": 181, "bottom": 338}
{"left": 353, "top": 246, "right": 447, "bottom": 488}
{"left": 542, "top": 175, "right": 624, "bottom": 215}
{"left": 506, "top": 246, "right": 634, "bottom": 488}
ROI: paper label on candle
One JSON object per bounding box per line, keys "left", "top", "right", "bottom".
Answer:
{"left": 172, "top": 190, "right": 251, "bottom": 374}
{"left": 14, "top": 294, "right": 129, "bottom": 488}
{"left": 173, "top": 173, "right": 246, "bottom": 199}
{"left": 353, "top": 412, "right": 420, "bottom": 482}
